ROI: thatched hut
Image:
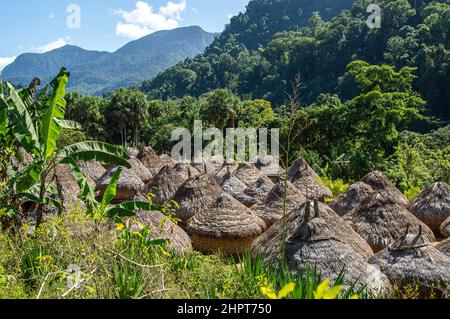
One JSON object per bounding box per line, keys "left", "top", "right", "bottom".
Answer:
{"left": 96, "top": 166, "right": 145, "bottom": 201}
{"left": 126, "top": 147, "right": 140, "bottom": 158}
{"left": 218, "top": 170, "right": 254, "bottom": 206}
{"left": 441, "top": 216, "right": 450, "bottom": 238}
{"left": 252, "top": 201, "right": 389, "bottom": 292}
{"left": 127, "top": 211, "right": 192, "bottom": 255}
{"left": 186, "top": 193, "right": 266, "bottom": 254}
{"left": 191, "top": 159, "right": 216, "bottom": 175}
{"left": 369, "top": 225, "right": 450, "bottom": 297}
{"left": 137, "top": 147, "right": 165, "bottom": 177}
{"left": 145, "top": 165, "right": 186, "bottom": 204}
{"left": 173, "top": 162, "right": 200, "bottom": 182}
{"left": 407, "top": 182, "right": 450, "bottom": 232}
{"left": 251, "top": 180, "right": 306, "bottom": 227}
{"left": 11, "top": 147, "right": 33, "bottom": 171}
{"left": 242, "top": 175, "right": 275, "bottom": 207}
{"left": 215, "top": 162, "right": 238, "bottom": 181}
{"left": 160, "top": 154, "right": 175, "bottom": 168}
{"left": 52, "top": 164, "right": 85, "bottom": 208}
{"left": 436, "top": 238, "right": 450, "bottom": 257}
{"left": 329, "top": 182, "right": 374, "bottom": 216}
{"left": 234, "top": 163, "right": 264, "bottom": 187}
{"left": 172, "top": 174, "right": 224, "bottom": 222}
{"left": 344, "top": 191, "right": 435, "bottom": 253}
{"left": 77, "top": 160, "right": 106, "bottom": 184}
{"left": 255, "top": 155, "right": 284, "bottom": 183}
{"left": 128, "top": 158, "right": 153, "bottom": 183}
{"left": 361, "top": 171, "right": 409, "bottom": 206}
{"left": 287, "top": 158, "right": 333, "bottom": 201}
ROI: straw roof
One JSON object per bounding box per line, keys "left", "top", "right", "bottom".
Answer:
{"left": 96, "top": 166, "right": 145, "bottom": 201}
{"left": 186, "top": 193, "right": 266, "bottom": 254}
{"left": 173, "top": 162, "right": 200, "bottom": 182}
{"left": 252, "top": 201, "right": 389, "bottom": 292}
{"left": 234, "top": 163, "right": 264, "bottom": 187}
{"left": 369, "top": 225, "right": 450, "bottom": 297}
{"left": 126, "top": 147, "right": 140, "bottom": 158}
{"left": 242, "top": 175, "right": 275, "bottom": 207}
{"left": 11, "top": 147, "right": 33, "bottom": 171}
{"left": 145, "top": 165, "right": 186, "bottom": 204}
{"left": 329, "top": 182, "right": 374, "bottom": 216}
{"left": 407, "top": 182, "right": 450, "bottom": 232}
{"left": 344, "top": 191, "right": 435, "bottom": 253}
{"left": 215, "top": 162, "right": 238, "bottom": 181}
{"left": 287, "top": 158, "right": 333, "bottom": 201}
{"left": 77, "top": 160, "right": 106, "bottom": 184}
{"left": 160, "top": 154, "right": 175, "bottom": 167}
{"left": 128, "top": 211, "right": 192, "bottom": 255}
{"left": 441, "top": 216, "right": 450, "bottom": 238}
{"left": 218, "top": 170, "right": 253, "bottom": 206}
{"left": 251, "top": 180, "right": 306, "bottom": 227}
{"left": 255, "top": 155, "right": 284, "bottom": 182}
{"left": 137, "top": 146, "right": 165, "bottom": 177}
{"left": 436, "top": 238, "right": 450, "bottom": 257}
{"left": 128, "top": 157, "right": 153, "bottom": 183}
{"left": 191, "top": 160, "right": 216, "bottom": 175}
{"left": 172, "top": 173, "right": 224, "bottom": 222}
{"left": 361, "top": 171, "right": 409, "bottom": 206}
{"left": 52, "top": 164, "right": 85, "bottom": 208}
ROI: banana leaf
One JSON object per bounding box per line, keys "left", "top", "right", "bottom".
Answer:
{"left": 59, "top": 141, "right": 130, "bottom": 167}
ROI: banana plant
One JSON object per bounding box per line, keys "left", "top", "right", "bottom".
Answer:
{"left": 68, "top": 164, "right": 163, "bottom": 222}
{"left": 1, "top": 68, "right": 131, "bottom": 227}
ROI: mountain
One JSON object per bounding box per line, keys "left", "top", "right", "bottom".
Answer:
{"left": 2, "top": 26, "right": 216, "bottom": 95}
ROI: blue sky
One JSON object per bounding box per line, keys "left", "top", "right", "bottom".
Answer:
{"left": 0, "top": 0, "right": 250, "bottom": 70}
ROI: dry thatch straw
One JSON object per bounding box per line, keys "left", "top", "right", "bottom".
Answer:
{"left": 242, "top": 175, "right": 275, "bottom": 207}
{"left": 11, "top": 147, "right": 33, "bottom": 171}
{"left": 234, "top": 163, "right": 264, "bottom": 187}
{"left": 251, "top": 180, "right": 306, "bottom": 227}
{"left": 361, "top": 171, "right": 409, "bottom": 206}
{"left": 191, "top": 159, "right": 216, "bottom": 175}
{"left": 407, "top": 182, "right": 450, "bottom": 232}
{"left": 329, "top": 182, "right": 374, "bottom": 216}
{"left": 344, "top": 191, "right": 435, "bottom": 253}
{"left": 160, "top": 154, "right": 175, "bottom": 168}
{"left": 252, "top": 201, "right": 389, "bottom": 293}
{"left": 218, "top": 170, "right": 253, "bottom": 205}
{"left": 137, "top": 146, "right": 165, "bottom": 177}
{"left": 96, "top": 166, "right": 145, "bottom": 201}
{"left": 255, "top": 155, "right": 284, "bottom": 183}
{"left": 127, "top": 211, "right": 192, "bottom": 255}
{"left": 186, "top": 193, "right": 266, "bottom": 254}
{"left": 369, "top": 225, "right": 450, "bottom": 297}
{"left": 77, "top": 160, "right": 106, "bottom": 184}
{"left": 52, "top": 164, "right": 85, "bottom": 208}
{"left": 172, "top": 173, "right": 224, "bottom": 222}
{"left": 441, "top": 216, "right": 450, "bottom": 238}
{"left": 436, "top": 238, "right": 450, "bottom": 257}
{"left": 145, "top": 165, "right": 186, "bottom": 204}
{"left": 173, "top": 162, "right": 200, "bottom": 182}
{"left": 128, "top": 158, "right": 153, "bottom": 183}
{"left": 126, "top": 147, "right": 140, "bottom": 158}
{"left": 215, "top": 162, "right": 238, "bottom": 181}
{"left": 287, "top": 158, "right": 333, "bottom": 201}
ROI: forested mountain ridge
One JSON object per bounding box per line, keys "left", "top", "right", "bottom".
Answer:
{"left": 2, "top": 26, "right": 216, "bottom": 96}
{"left": 140, "top": 0, "right": 450, "bottom": 122}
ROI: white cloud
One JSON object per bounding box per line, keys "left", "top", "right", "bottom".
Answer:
{"left": 36, "top": 37, "right": 71, "bottom": 53}
{"left": 114, "top": 1, "right": 187, "bottom": 39}
{"left": 0, "top": 56, "right": 16, "bottom": 72}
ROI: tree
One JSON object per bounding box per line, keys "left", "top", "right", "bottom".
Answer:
{"left": 200, "top": 89, "right": 241, "bottom": 129}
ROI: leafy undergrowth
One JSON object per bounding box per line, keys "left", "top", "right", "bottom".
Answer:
{"left": 0, "top": 207, "right": 424, "bottom": 300}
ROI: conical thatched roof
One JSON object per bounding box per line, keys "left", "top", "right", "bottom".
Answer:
{"left": 436, "top": 238, "right": 450, "bottom": 257}
{"left": 128, "top": 158, "right": 153, "bottom": 183}
{"left": 255, "top": 155, "right": 284, "bottom": 182}
{"left": 96, "top": 166, "right": 145, "bottom": 201}
{"left": 173, "top": 162, "right": 200, "bottom": 182}
{"left": 52, "top": 164, "right": 85, "bottom": 208}
{"left": 127, "top": 211, "right": 192, "bottom": 255}
{"left": 407, "top": 182, "right": 450, "bottom": 232}
{"left": 172, "top": 174, "right": 224, "bottom": 222}
{"left": 369, "top": 225, "right": 450, "bottom": 297}
{"left": 145, "top": 165, "right": 186, "bottom": 204}
{"left": 251, "top": 180, "right": 306, "bottom": 227}
{"left": 137, "top": 146, "right": 165, "bottom": 177}
{"left": 329, "top": 182, "right": 374, "bottom": 216}
{"left": 252, "top": 201, "right": 389, "bottom": 293}
{"left": 215, "top": 162, "right": 238, "bottom": 181}
{"left": 287, "top": 158, "right": 333, "bottom": 201}
{"left": 186, "top": 193, "right": 266, "bottom": 254}
{"left": 218, "top": 170, "right": 253, "bottom": 206}
{"left": 441, "top": 216, "right": 450, "bottom": 238}
{"left": 160, "top": 154, "right": 175, "bottom": 167}
{"left": 126, "top": 147, "right": 140, "bottom": 158}
{"left": 191, "top": 159, "right": 216, "bottom": 175}
{"left": 242, "top": 175, "right": 275, "bottom": 207}
{"left": 361, "top": 171, "right": 409, "bottom": 206}
{"left": 234, "top": 163, "right": 264, "bottom": 187}
{"left": 77, "top": 160, "right": 106, "bottom": 184}
{"left": 344, "top": 192, "right": 435, "bottom": 253}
